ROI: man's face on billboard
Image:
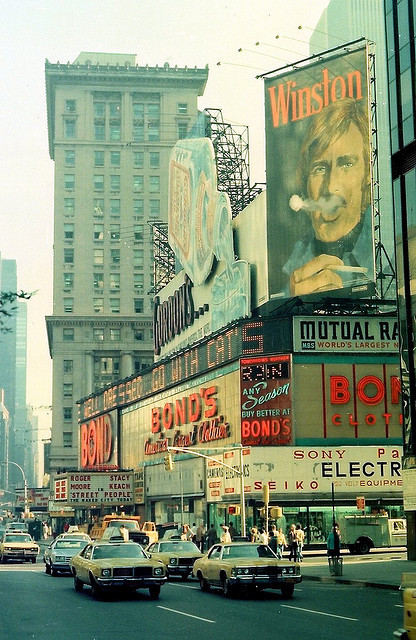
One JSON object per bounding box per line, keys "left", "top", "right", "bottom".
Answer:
{"left": 307, "top": 123, "right": 367, "bottom": 243}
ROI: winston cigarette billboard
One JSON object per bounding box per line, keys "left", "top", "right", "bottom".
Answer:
{"left": 264, "top": 44, "right": 375, "bottom": 302}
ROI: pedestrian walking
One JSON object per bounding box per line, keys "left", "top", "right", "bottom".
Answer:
{"left": 295, "top": 523, "right": 305, "bottom": 561}
{"left": 220, "top": 524, "right": 232, "bottom": 543}
{"left": 228, "top": 521, "right": 238, "bottom": 540}
{"left": 206, "top": 524, "right": 217, "bottom": 549}
{"left": 196, "top": 523, "right": 205, "bottom": 551}
{"left": 288, "top": 524, "right": 298, "bottom": 561}
{"left": 327, "top": 523, "right": 341, "bottom": 558}
{"left": 276, "top": 527, "right": 287, "bottom": 559}
{"left": 258, "top": 528, "right": 268, "bottom": 544}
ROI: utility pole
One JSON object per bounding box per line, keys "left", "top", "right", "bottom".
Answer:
{"left": 167, "top": 445, "right": 248, "bottom": 538}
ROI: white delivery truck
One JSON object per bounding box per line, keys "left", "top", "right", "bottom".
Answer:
{"left": 338, "top": 514, "right": 406, "bottom": 554}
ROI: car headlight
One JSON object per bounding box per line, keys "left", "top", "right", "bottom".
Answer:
{"left": 154, "top": 567, "right": 163, "bottom": 576}
{"left": 169, "top": 557, "right": 178, "bottom": 565}
{"left": 101, "top": 568, "right": 111, "bottom": 577}
{"left": 232, "top": 567, "right": 251, "bottom": 576}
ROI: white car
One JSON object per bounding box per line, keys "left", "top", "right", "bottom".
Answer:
{"left": 44, "top": 537, "right": 89, "bottom": 576}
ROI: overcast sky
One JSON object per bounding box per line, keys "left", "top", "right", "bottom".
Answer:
{"left": 0, "top": 0, "right": 331, "bottom": 430}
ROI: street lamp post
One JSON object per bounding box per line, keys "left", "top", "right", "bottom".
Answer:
{"left": 1, "top": 461, "right": 29, "bottom": 518}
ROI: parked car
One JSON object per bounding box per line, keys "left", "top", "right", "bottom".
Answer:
{"left": 146, "top": 539, "right": 203, "bottom": 580}
{"left": 70, "top": 541, "right": 166, "bottom": 599}
{"left": 44, "top": 537, "right": 88, "bottom": 576}
{"left": 0, "top": 531, "right": 40, "bottom": 563}
{"left": 192, "top": 542, "right": 302, "bottom": 598}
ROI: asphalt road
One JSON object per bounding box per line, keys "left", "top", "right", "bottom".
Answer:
{"left": 0, "top": 561, "right": 403, "bottom": 640}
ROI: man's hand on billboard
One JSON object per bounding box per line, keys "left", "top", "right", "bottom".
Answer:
{"left": 289, "top": 254, "right": 344, "bottom": 296}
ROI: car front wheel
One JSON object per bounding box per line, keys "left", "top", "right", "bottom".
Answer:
{"left": 149, "top": 585, "right": 160, "bottom": 600}
{"left": 74, "top": 575, "right": 83, "bottom": 591}
{"left": 197, "top": 572, "right": 210, "bottom": 592}
{"left": 281, "top": 583, "right": 294, "bottom": 599}
{"left": 221, "top": 575, "right": 234, "bottom": 597}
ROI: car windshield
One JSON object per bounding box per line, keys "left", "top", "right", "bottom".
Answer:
{"left": 92, "top": 544, "right": 147, "bottom": 560}
{"left": 221, "top": 544, "right": 277, "bottom": 559}
{"left": 4, "top": 534, "right": 32, "bottom": 543}
{"left": 110, "top": 521, "right": 138, "bottom": 530}
{"left": 54, "top": 540, "right": 85, "bottom": 549}
{"left": 159, "top": 541, "right": 198, "bottom": 552}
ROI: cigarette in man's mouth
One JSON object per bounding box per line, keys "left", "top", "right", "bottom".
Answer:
{"left": 326, "top": 265, "right": 368, "bottom": 274}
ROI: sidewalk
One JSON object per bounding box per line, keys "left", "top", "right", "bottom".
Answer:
{"left": 300, "top": 550, "right": 416, "bottom": 590}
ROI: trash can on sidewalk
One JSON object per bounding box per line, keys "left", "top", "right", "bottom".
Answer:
{"left": 328, "top": 556, "right": 343, "bottom": 576}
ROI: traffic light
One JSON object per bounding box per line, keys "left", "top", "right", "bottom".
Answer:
{"left": 262, "top": 484, "right": 270, "bottom": 505}
{"left": 164, "top": 453, "right": 174, "bottom": 471}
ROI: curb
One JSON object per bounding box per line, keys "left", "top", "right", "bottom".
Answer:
{"left": 302, "top": 574, "right": 399, "bottom": 590}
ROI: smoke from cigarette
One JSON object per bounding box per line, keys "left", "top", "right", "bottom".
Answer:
{"left": 289, "top": 194, "right": 345, "bottom": 215}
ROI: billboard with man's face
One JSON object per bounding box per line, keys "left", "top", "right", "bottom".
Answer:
{"left": 264, "top": 45, "right": 375, "bottom": 302}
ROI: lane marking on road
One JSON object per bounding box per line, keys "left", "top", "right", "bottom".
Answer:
{"left": 282, "top": 605, "right": 358, "bottom": 621}
{"left": 158, "top": 606, "right": 215, "bottom": 623}
{"left": 169, "top": 582, "right": 199, "bottom": 589}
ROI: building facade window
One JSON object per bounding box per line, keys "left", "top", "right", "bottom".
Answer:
{"left": 63, "top": 297, "right": 74, "bottom": 313}
{"left": 178, "top": 122, "right": 188, "bottom": 139}
{"left": 110, "top": 175, "right": 120, "bottom": 192}
{"left": 134, "top": 298, "right": 144, "bottom": 313}
{"left": 63, "top": 359, "right": 73, "bottom": 373}
{"left": 149, "top": 176, "right": 160, "bottom": 193}
{"left": 63, "top": 328, "right": 74, "bottom": 341}
{"left": 134, "top": 273, "right": 144, "bottom": 292}
{"left": 94, "top": 150, "right": 104, "bottom": 166}
{"left": 110, "top": 224, "right": 120, "bottom": 240}
{"left": 94, "top": 198, "right": 104, "bottom": 215}
{"left": 111, "top": 151, "right": 121, "bottom": 166}
{"left": 177, "top": 102, "right": 188, "bottom": 114}
{"left": 65, "top": 150, "right": 75, "bottom": 166}
{"left": 63, "top": 383, "right": 73, "bottom": 397}
{"left": 64, "top": 272, "right": 74, "bottom": 289}
{"left": 63, "top": 432, "right": 73, "bottom": 448}
{"left": 149, "top": 152, "right": 160, "bottom": 168}
{"left": 64, "top": 248, "right": 74, "bottom": 264}
{"left": 94, "top": 175, "right": 104, "bottom": 191}
{"left": 110, "top": 328, "right": 121, "bottom": 341}
{"left": 93, "top": 298, "right": 104, "bottom": 313}
{"left": 64, "top": 174, "right": 75, "bottom": 190}
{"left": 133, "top": 175, "right": 144, "bottom": 192}
{"left": 134, "top": 151, "right": 144, "bottom": 168}
{"left": 110, "top": 298, "right": 120, "bottom": 313}
{"left": 64, "top": 119, "right": 76, "bottom": 139}
{"left": 65, "top": 99, "right": 76, "bottom": 112}
{"left": 93, "top": 249, "right": 104, "bottom": 265}
{"left": 133, "top": 199, "right": 144, "bottom": 217}
{"left": 134, "top": 224, "right": 144, "bottom": 242}
{"left": 133, "top": 249, "right": 144, "bottom": 268}
{"left": 93, "top": 328, "right": 104, "bottom": 341}
{"left": 64, "top": 198, "right": 75, "bottom": 214}
{"left": 149, "top": 199, "right": 160, "bottom": 218}
{"left": 109, "top": 199, "right": 120, "bottom": 216}
{"left": 93, "top": 224, "right": 104, "bottom": 241}
{"left": 109, "top": 273, "right": 120, "bottom": 290}
{"left": 111, "top": 249, "right": 120, "bottom": 264}
{"left": 64, "top": 223, "right": 74, "bottom": 240}
{"left": 93, "top": 272, "right": 104, "bottom": 289}
{"left": 63, "top": 407, "right": 73, "bottom": 421}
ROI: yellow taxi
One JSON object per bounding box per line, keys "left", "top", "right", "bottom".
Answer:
{"left": 193, "top": 541, "right": 301, "bottom": 598}
{"left": 0, "top": 531, "right": 40, "bottom": 563}
{"left": 70, "top": 540, "right": 166, "bottom": 599}
{"left": 146, "top": 539, "right": 203, "bottom": 580}
{"left": 394, "top": 573, "right": 416, "bottom": 639}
